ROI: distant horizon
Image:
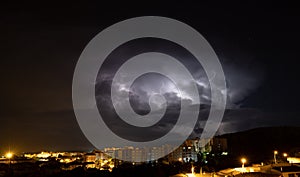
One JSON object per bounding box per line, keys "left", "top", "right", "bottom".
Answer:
{"left": 2, "top": 125, "right": 300, "bottom": 155}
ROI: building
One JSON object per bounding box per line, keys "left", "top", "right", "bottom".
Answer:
{"left": 167, "top": 139, "right": 199, "bottom": 162}
{"left": 84, "top": 153, "right": 96, "bottom": 168}
{"left": 182, "top": 139, "right": 198, "bottom": 162}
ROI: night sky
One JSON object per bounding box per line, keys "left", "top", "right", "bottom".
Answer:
{"left": 1, "top": 2, "right": 300, "bottom": 153}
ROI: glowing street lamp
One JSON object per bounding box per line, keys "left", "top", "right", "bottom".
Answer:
{"left": 283, "top": 153, "right": 288, "bottom": 162}
{"left": 6, "top": 152, "right": 13, "bottom": 159}
{"left": 274, "top": 150, "right": 278, "bottom": 164}
{"left": 5, "top": 152, "right": 13, "bottom": 167}
{"left": 241, "top": 158, "right": 246, "bottom": 168}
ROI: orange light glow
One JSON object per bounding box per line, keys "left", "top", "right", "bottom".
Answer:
{"left": 6, "top": 152, "right": 13, "bottom": 159}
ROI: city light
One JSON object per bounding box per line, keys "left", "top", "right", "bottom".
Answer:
{"left": 186, "top": 166, "right": 196, "bottom": 177}
{"left": 6, "top": 152, "right": 13, "bottom": 159}
{"left": 6, "top": 152, "right": 13, "bottom": 167}
{"left": 274, "top": 150, "right": 278, "bottom": 164}
{"left": 283, "top": 153, "right": 288, "bottom": 157}
{"left": 241, "top": 158, "right": 246, "bottom": 168}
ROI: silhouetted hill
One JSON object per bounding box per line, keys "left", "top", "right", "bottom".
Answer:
{"left": 219, "top": 126, "right": 300, "bottom": 164}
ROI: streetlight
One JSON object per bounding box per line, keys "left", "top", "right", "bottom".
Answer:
{"left": 5, "top": 152, "right": 13, "bottom": 167}
{"left": 274, "top": 150, "right": 278, "bottom": 164}
{"left": 283, "top": 153, "right": 288, "bottom": 162}
{"left": 241, "top": 158, "right": 246, "bottom": 168}
{"left": 6, "top": 152, "right": 13, "bottom": 159}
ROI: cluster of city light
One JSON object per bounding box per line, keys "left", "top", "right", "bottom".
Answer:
{"left": 2, "top": 149, "right": 291, "bottom": 174}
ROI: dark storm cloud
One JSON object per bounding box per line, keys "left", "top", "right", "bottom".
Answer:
{"left": 223, "top": 57, "right": 265, "bottom": 108}
{"left": 94, "top": 50, "right": 265, "bottom": 140}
